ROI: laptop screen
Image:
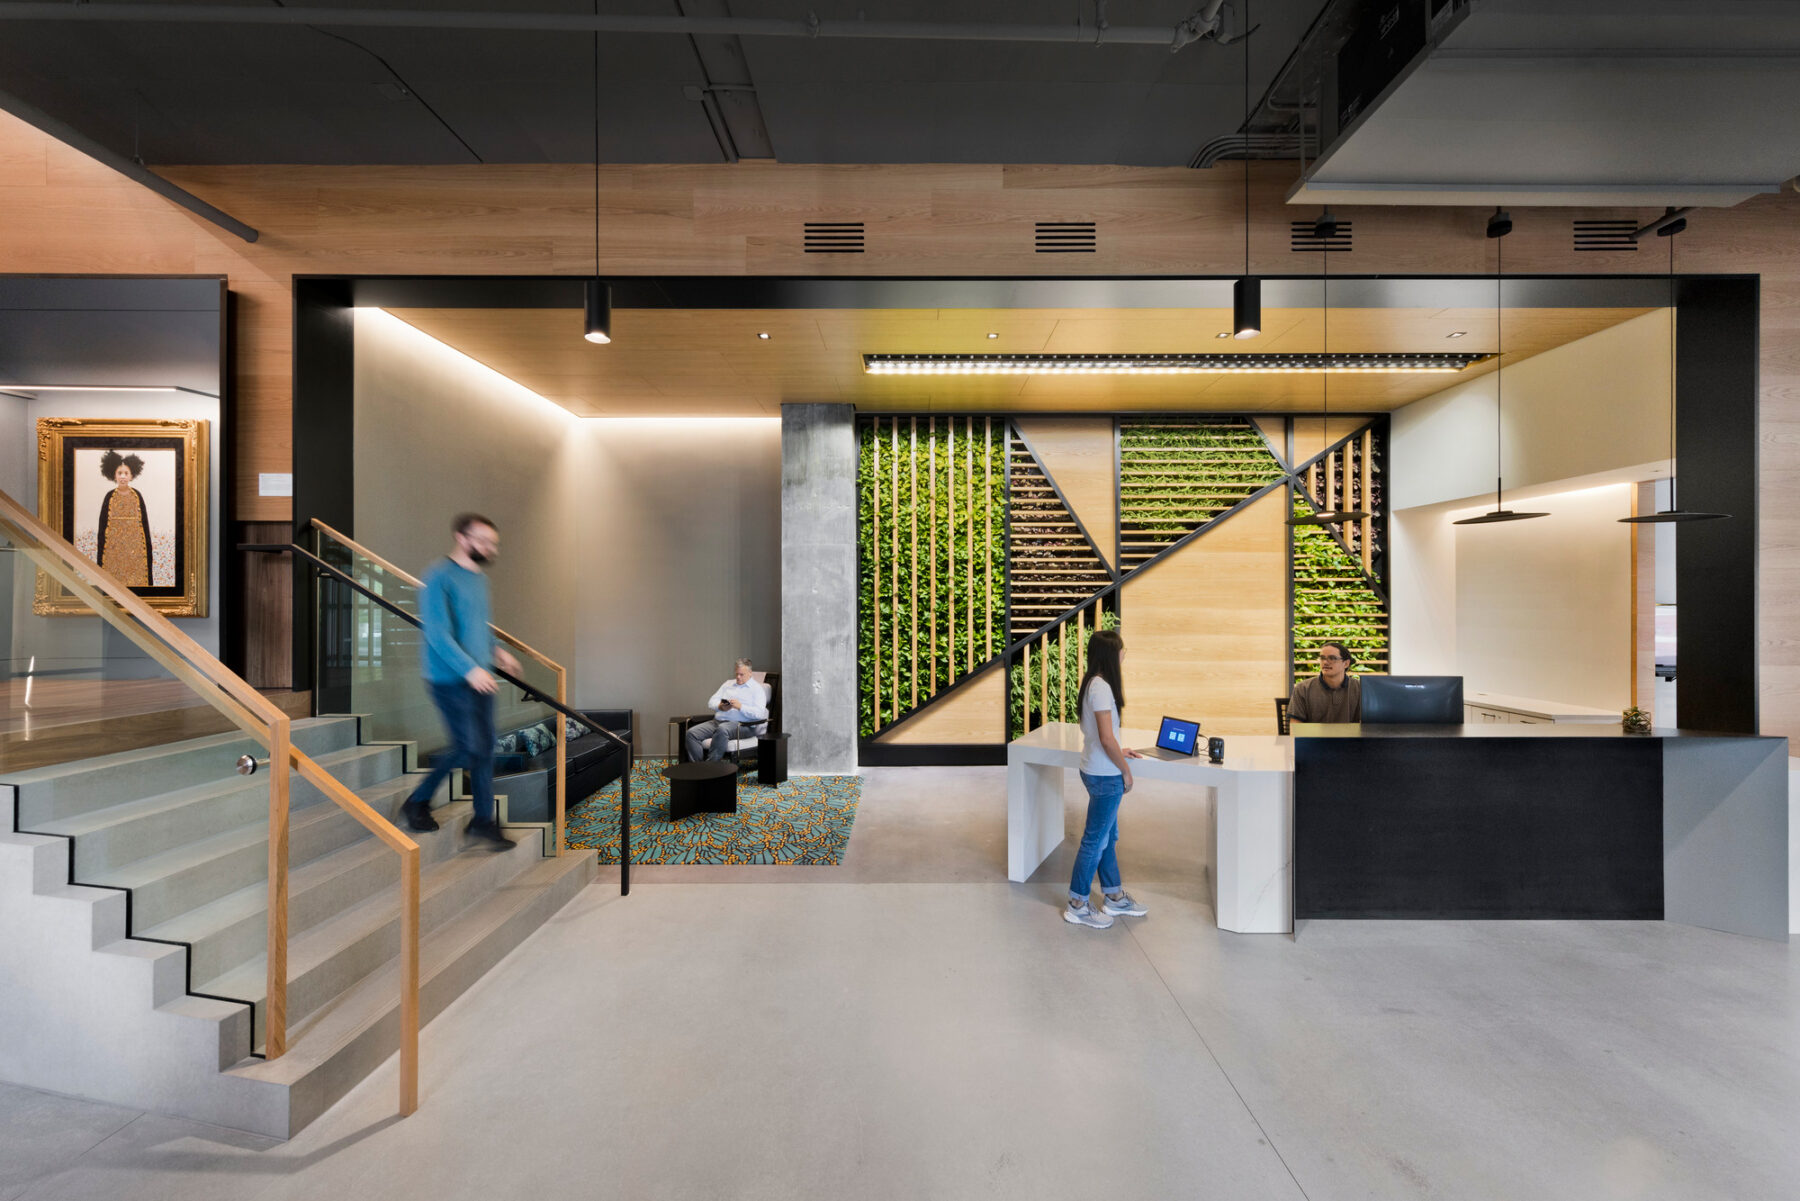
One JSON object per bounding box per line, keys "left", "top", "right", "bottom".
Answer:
{"left": 1155, "top": 716, "right": 1201, "bottom": 755}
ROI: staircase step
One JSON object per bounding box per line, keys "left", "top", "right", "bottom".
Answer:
{"left": 7, "top": 717, "right": 363, "bottom": 826}
{"left": 198, "top": 808, "right": 549, "bottom": 1046}
{"left": 140, "top": 779, "right": 482, "bottom": 987}
{"left": 45, "top": 744, "right": 405, "bottom": 877}
{"left": 229, "top": 848, "right": 593, "bottom": 1136}
{"left": 91, "top": 785, "right": 391, "bottom": 931}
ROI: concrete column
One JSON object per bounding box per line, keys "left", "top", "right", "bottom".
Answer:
{"left": 781, "top": 404, "right": 858, "bottom": 774}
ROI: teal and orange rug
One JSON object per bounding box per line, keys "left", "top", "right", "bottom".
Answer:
{"left": 566, "top": 760, "right": 860, "bottom": 865}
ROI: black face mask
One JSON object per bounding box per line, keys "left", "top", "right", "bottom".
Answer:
{"left": 468, "top": 550, "right": 491, "bottom": 565}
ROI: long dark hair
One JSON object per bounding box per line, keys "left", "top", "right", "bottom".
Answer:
{"left": 1077, "top": 629, "right": 1125, "bottom": 716}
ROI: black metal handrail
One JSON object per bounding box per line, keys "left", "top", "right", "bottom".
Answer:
{"left": 242, "top": 540, "right": 632, "bottom": 893}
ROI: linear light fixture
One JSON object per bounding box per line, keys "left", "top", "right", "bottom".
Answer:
{"left": 0, "top": 385, "right": 216, "bottom": 396}
{"left": 862, "top": 353, "right": 1489, "bottom": 376}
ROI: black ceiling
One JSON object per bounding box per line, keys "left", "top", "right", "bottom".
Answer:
{"left": 0, "top": 1, "right": 1327, "bottom": 167}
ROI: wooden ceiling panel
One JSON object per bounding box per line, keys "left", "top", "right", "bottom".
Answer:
{"left": 382, "top": 305, "right": 1652, "bottom": 418}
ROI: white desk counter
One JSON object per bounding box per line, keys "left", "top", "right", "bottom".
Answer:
{"left": 1007, "top": 723, "right": 1295, "bottom": 933}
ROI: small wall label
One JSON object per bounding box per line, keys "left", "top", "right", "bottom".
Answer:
{"left": 258, "top": 473, "right": 293, "bottom": 497}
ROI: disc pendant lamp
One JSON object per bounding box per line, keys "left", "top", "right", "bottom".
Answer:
{"left": 1454, "top": 219, "right": 1546, "bottom": 525}
{"left": 582, "top": 25, "right": 611, "bottom": 344}
{"left": 1620, "top": 224, "right": 1730, "bottom": 524}
{"left": 1232, "top": 0, "right": 1260, "bottom": 339}
{"left": 1290, "top": 224, "right": 1368, "bottom": 525}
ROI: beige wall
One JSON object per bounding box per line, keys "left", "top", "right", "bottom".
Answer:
{"left": 574, "top": 418, "right": 782, "bottom": 749}
{"left": 1453, "top": 484, "right": 1636, "bottom": 712}
{"left": 1391, "top": 309, "right": 1672, "bottom": 511}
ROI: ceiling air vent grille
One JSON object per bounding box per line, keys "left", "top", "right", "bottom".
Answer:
{"left": 804, "top": 222, "right": 865, "bottom": 253}
{"left": 1572, "top": 219, "right": 1639, "bottom": 252}
{"left": 1290, "top": 220, "right": 1353, "bottom": 252}
{"left": 1035, "top": 221, "right": 1097, "bottom": 253}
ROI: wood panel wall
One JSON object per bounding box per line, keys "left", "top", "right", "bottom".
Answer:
{"left": 1013, "top": 418, "right": 1117, "bottom": 569}
{"left": 873, "top": 662, "right": 1006, "bottom": 745}
{"left": 1119, "top": 489, "right": 1290, "bottom": 737}
{"left": 1, "top": 109, "right": 1795, "bottom": 741}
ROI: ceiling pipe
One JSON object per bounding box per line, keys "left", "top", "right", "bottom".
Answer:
{"left": 0, "top": 3, "right": 1239, "bottom": 49}
{"left": 0, "top": 85, "right": 258, "bottom": 242}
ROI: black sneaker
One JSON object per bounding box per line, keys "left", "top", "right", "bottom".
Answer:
{"left": 401, "top": 800, "right": 439, "bottom": 832}
{"left": 466, "top": 820, "right": 516, "bottom": 850}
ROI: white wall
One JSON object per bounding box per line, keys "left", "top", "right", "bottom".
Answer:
{"left": 1392, "top": 309, "right": 1672, "bottom": 510}
{"left": 1389, "top": 312, "right": 1671, "bottom": 709}
{"left": 1452, "top": 484, "right": 1634, "bottom": 711}
{"left": 574, "top": 419, "right": 782, "bottom": 749}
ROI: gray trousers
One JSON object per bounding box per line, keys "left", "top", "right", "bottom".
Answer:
{"left": 686, "top": 718, "right": 750, "bottom": 762}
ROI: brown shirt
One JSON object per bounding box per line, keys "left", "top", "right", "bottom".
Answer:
{"left": 1289, "top": 674, "right": 1361, "bottom": 724}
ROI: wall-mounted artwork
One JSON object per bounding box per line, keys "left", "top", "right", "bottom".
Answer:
{"left": 34, "top": 418, "right": 209, "bottom": 616}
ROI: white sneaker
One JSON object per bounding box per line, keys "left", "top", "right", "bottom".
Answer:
{"left": 1064, "top": 898, "right": 1114, "bottom": 929}
{"left": 1101, "top": 891, "right": 1148, "bottom": 917}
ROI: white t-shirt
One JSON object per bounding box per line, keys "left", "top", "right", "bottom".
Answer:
{"left": 1078, "top": 677, "right": 1123, "bottom": 777}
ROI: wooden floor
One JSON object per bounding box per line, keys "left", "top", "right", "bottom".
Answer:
{"left": 0, "top": 680, "right": 312, "bottom": 773}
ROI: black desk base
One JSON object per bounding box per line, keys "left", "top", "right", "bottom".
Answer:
{"left": 662, "top": 761, "right": 738, "bottom": 820}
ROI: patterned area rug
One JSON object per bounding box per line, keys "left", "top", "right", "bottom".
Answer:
{"left": 566, "top": 759, "right": 860, "bottom": 865}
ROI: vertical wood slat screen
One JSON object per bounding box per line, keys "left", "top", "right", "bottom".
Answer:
{"left": 858, "top": 415, "right": 1007, "bottom": 737}
{"left": 1011, "top": 593, "right": 1107, "bottom": 737}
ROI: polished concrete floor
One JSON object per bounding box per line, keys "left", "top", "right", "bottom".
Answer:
{"left": 5, "top": 767, "right": 1798, "bottom": 1200}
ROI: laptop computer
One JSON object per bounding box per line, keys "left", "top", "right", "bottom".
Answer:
{"left": 1137, "top": 716, "right": 1201, "bottom": 760}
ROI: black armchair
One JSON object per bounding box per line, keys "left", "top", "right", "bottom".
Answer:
{"left": 677, "top": 673, "right": 781, "bottom": 768}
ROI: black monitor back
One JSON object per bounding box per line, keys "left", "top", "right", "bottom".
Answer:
{"left": 1361, "top": 675, "right": 1464, "bottom": 724}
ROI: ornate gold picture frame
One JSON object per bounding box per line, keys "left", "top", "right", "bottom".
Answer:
{"left": 34, "top": 418, "right": 210, "bottom": 617}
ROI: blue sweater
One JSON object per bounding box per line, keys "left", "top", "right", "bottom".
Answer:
{"left": 418, "top": 558, "right": 495, "bottom": 685}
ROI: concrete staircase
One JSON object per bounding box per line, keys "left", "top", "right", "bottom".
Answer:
{"left": 0, "top": 716, "right": 593, "bottom": 1137}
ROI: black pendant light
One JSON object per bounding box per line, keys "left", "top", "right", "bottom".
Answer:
{"left": 1454, "top": 218, "right": 1547, "bottom": 525}
{"left": 582, "top": 21, "right": 611, "bottom": 345}
{"left": 1620, "top": 223, "right": 1729, "bottom": 524}
{"left": 1290, "top": 221, "right": 1368, "bottom": 526}
{"left": 1232, "top": 1, "right": 1260, "bottom": 339}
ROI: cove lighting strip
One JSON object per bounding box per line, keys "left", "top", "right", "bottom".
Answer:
{"left": 861, "top": 353, "right": 1490, "bottom": 375}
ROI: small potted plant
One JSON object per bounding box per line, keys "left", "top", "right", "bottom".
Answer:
{"left": 1621, "top": 706, "right": 1652, "bottom": 735}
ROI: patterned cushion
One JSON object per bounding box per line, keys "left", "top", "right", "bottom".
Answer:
{"left": 518, "top": 722, "right": 555, "bottom": 757}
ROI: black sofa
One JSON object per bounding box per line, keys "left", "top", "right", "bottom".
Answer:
{"left": 492, "top": 708, "right": 633, "bottom": 824}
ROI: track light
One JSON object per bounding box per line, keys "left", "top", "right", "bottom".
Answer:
{"left": 1312, "top": 209, "right": 1339, "bottom": 240}
{"left": 1233, "top": 276, "right": 1261, "bottom": 339}
{"left": 583, "top": 280, "right": 611, "bottom": 344}
{"left": 1486, "top": 208, "right": 1513, "bottom": 239}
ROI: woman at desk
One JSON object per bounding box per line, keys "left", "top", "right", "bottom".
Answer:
{"left": 1065, "top": 629, "right": 1149, "bottom": 930}
{"left": 1289, "top": 641, "right": 1362, "bottom": 723}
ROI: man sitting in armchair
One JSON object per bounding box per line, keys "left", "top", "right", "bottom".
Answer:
{"left": 684, "top": 657, "right": 770, "bottom": 763}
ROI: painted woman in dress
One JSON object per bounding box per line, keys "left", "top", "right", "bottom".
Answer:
{"left": 95, "top": 449, "right": 151, "bottom": 587}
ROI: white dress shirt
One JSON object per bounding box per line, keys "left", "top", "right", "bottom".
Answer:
{"left": 707, "top": 679, "right": 769, "bottom": 726}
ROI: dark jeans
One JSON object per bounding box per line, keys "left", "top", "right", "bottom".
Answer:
{"left": 407, "top": 680, "right": 497, "bottom": 825}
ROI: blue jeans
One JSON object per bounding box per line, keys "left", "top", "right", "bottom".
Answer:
{"left": 407, "top": 680, "right": 497, "bottom": 825}
{"left": 1069, "top": 771, "right": 1125, "bottom": 901}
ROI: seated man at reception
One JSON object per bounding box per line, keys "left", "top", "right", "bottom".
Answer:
{"left": 684, "top": 657, "right": 770, "bottom": 762}
{"left": 1289, "top": 641, "right": 1362, "bottom": 724}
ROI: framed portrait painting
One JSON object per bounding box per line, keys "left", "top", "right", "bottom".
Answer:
{"left": 34, "top": 418, "right": 210, "bottom": 617}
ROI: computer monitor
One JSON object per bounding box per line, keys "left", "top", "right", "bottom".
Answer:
{"left": 1154, "top": 716, "right": 1201, "bottom": 756}
{"left": 1360, "top": 676, "right": 1464, "bottom": 724}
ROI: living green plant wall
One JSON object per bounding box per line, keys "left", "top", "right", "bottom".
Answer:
{"left": 858, "top": 416, "right": 1007, "bottom": 736}
{"left": 1291, "top": 492, "right": 1389, "bottom": 682}
{"left": 1009, "top": 605, "right": 1120, "bottom": 738}
{"left": 1117, "top": 418, "right": 1285, "bottom": 570}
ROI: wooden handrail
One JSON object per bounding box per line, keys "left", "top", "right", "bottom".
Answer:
{"left": 289, "top": 747, "right": 420, "bottom": 1116}
{"left": 0, "top": 486, "right": 295, "bottom": 1060}
{"left": 308, "top": 518, "right": 570, "bottom": 855}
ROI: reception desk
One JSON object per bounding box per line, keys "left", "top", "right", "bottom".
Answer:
{"left": 1007, "top": 722, "right": 1789, "bottom": 941}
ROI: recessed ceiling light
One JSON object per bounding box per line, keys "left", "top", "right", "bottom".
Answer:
{"left": 1214, "top": 332, "right": 1232, "bottom": 339}
{"left": 1446, "top": 331, "right": 1467, "bottom": 339}
{"left": 986, "top": 332, "right": 999, "bottom": 339}
{"left": 757, "top": 332, "right": 771, "bottom": 340}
